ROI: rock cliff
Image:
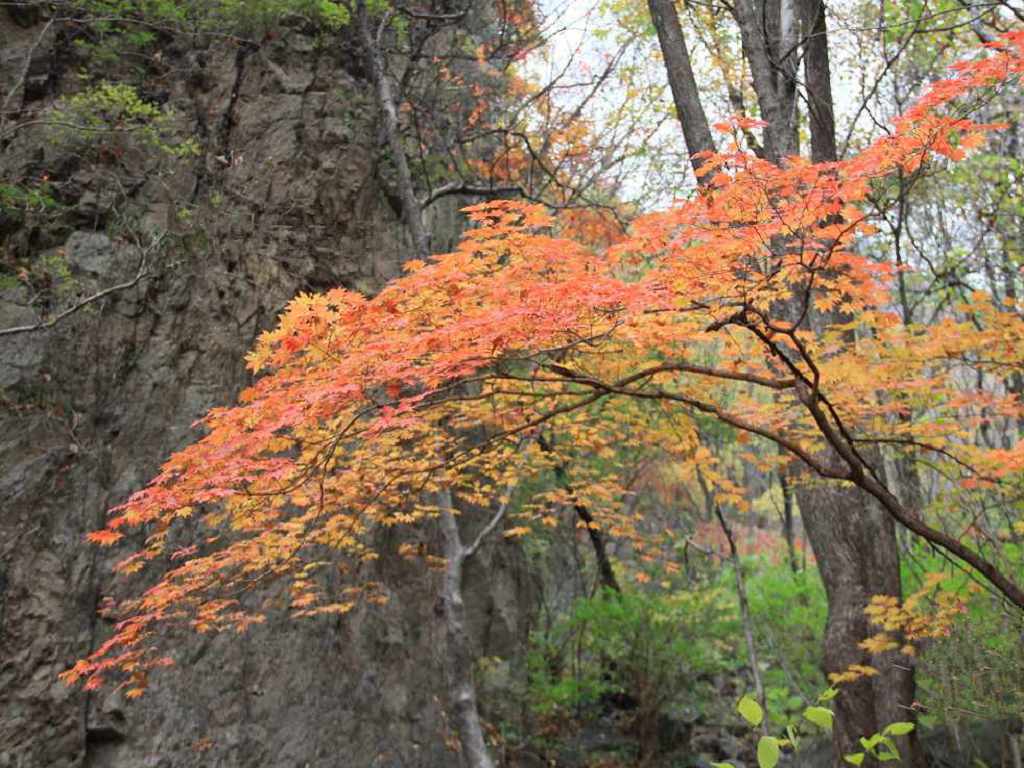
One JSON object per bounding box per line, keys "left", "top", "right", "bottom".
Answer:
{"left": 0, "top": 9, "right": 531, "bottom": 767}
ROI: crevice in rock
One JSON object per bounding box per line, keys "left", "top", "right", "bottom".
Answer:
{"left": 86, "top": 722, "right": 125, "bottom": 747}
{"left": 296, "top": 50, "right": 322, "bottom": 152}
{"left": 83, "top": 720, "right": 127, "bottom": 768}
{"left": 188, "top": 54, "right": 212, "bottom": 204}
{"left": 217, "top": 41, "right": 258, "bottom": 160}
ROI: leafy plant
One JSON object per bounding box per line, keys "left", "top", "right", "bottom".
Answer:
{"left": 67, "top": 0, "right": 364, "bottom": 36}
{"left": 719, "top": 691, "right": 915, "bottom": 768}
{"left": 0, "top": 183, "right": 59, "bottom": 216}
{"left": 527, "top": 585, "right": 735, "bottom": 760}
{"left": 49, "top": 82, "right": 198, "bottom": 160}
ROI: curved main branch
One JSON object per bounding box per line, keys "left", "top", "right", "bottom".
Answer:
{"left": 793, "top": 382, "right": 1024, "bottom": 609}
{"left": 519, "top": 359, "right": 1024, "bottom": 610}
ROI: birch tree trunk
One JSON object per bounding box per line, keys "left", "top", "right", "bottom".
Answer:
{"left": 437, "top": 489, "right": 500, "bottom": 768}
{"left": 356, "top": 0, "right": 432, "bottom": 260}
{"left": 438, "top": 508, "right": 494, "bottom": 767}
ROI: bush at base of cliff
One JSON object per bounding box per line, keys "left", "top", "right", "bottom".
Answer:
{"left": 523, "top": 585, "right": 737, "bottom": 762}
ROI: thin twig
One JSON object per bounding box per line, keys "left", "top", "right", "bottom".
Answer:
{"left": 0, "top": 236, "right": 161, "bottom": 338}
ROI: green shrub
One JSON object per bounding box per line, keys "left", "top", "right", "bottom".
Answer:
{"left": 66, "top": 0, "right": 391, "bottom": 38}
{"left": 739, "top": 559, "right": 829, "bottom": 724}
{"left": 50, "top": 81, "right": 198, "bottom": 159}
{"left": 899, "top": 542, "right": 1024, "bottom": 726}
{"left": 528, "top": 583, "right": 737, "bottom": 755}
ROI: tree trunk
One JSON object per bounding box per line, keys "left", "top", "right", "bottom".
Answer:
{"left": 797, "top": 481, "right": 918, "bottom": 766}
{"left": 646, "top": 0, "right": 716, "bottom": 178}
{"left": 356, "top": 0, "right": 432, "bottom": 260}
{"left": 778, "top": 467, "right": 799, "bottom": 573}
{"left": 800, "top": 0, "right": 838, "bottom": 163}
{"left": 438, "top": 490, "right": 498, "bottom": 768}
{"left": 732, "top": 0, "right": 799, "bottom": 162}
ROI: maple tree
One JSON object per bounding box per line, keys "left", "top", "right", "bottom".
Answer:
{"left": 63, "top": 26, "right": 1024, "bottom": 766}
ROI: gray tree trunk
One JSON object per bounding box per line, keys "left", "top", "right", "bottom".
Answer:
{"left": 797, "top": 481, "right": 918, "bottom": 765}
{"left": 356, "top": 0, "right": 432, "bottom": 260}
{"left": 646, "top": 0, "right": 716, "bottom": 177}
{"left": 437, "top": 489, "right": 503, "bottom": 768}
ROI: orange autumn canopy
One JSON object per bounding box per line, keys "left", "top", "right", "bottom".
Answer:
{"left": 64, "top": 32, "right": 1024, "bottom": 696}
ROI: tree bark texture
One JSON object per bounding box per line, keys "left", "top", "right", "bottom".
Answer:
{"left": 646, "top": 0, "right": 716, "bottom": 178}
{"left": 438, "top": 490, "right": 497, "bottom": 768}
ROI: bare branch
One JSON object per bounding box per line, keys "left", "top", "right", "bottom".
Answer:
{"left": 419, "top": 182, "right": 524, "bottom": 208}
{"left": 0, "top": 235, "right": 161, "bottom": 338}
{"left": 463, "top": 479, "right": 517, "bottom": 560}
{"left": 396, "top": 5, "right": 467, "bottom": 23}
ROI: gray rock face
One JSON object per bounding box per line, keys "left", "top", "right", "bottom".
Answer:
{"left": 0, "top": 288, "right": 43, "bottom": 388}
{"left": 64, "top": 232, "right": 116, "bottom": 277}
{"left": 1, "top": 9, "right": 531, "bottom": 768}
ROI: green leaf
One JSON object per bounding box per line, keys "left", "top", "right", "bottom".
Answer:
{"left": 860, "top": 734, "right": 882, "bottom": 751}
{"left": 738, "top": 695, "right": 765, "bottom": 727}
{"left": 883, "top": 721, "right": 916, "bottom": 737}
{"left": 818, "top": 687, "right": 839, "bottom": 702}
{"left": 757, "top": 736, "right": 781, "bottom": 768}
{"left": 844, "top": 753, "right": 865, "bottom": 766}
{"left": 803, "top": 706, "right": 834, "bottom": 730}
{"left": 710, "top": 763, "right": 736, "bottom": 768}
{"left": 877, "top": 737, "right": 899, "bottom": 755}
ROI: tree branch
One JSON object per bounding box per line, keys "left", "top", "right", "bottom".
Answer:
{"left": 0, "top": 237, "right": 158, "bottom": 338}
{"left": 463, "top": 479, "right": 516, "bottom": 560}
{"left": 419, "top": 181, "right": 524, "bottom": 209}
{"left": 0, "top": 18, "right": 53, "bottom": 140}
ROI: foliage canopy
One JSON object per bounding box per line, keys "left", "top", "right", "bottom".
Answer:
{"left": 62, "top": 32, "right": 1024, "bottom": 699}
